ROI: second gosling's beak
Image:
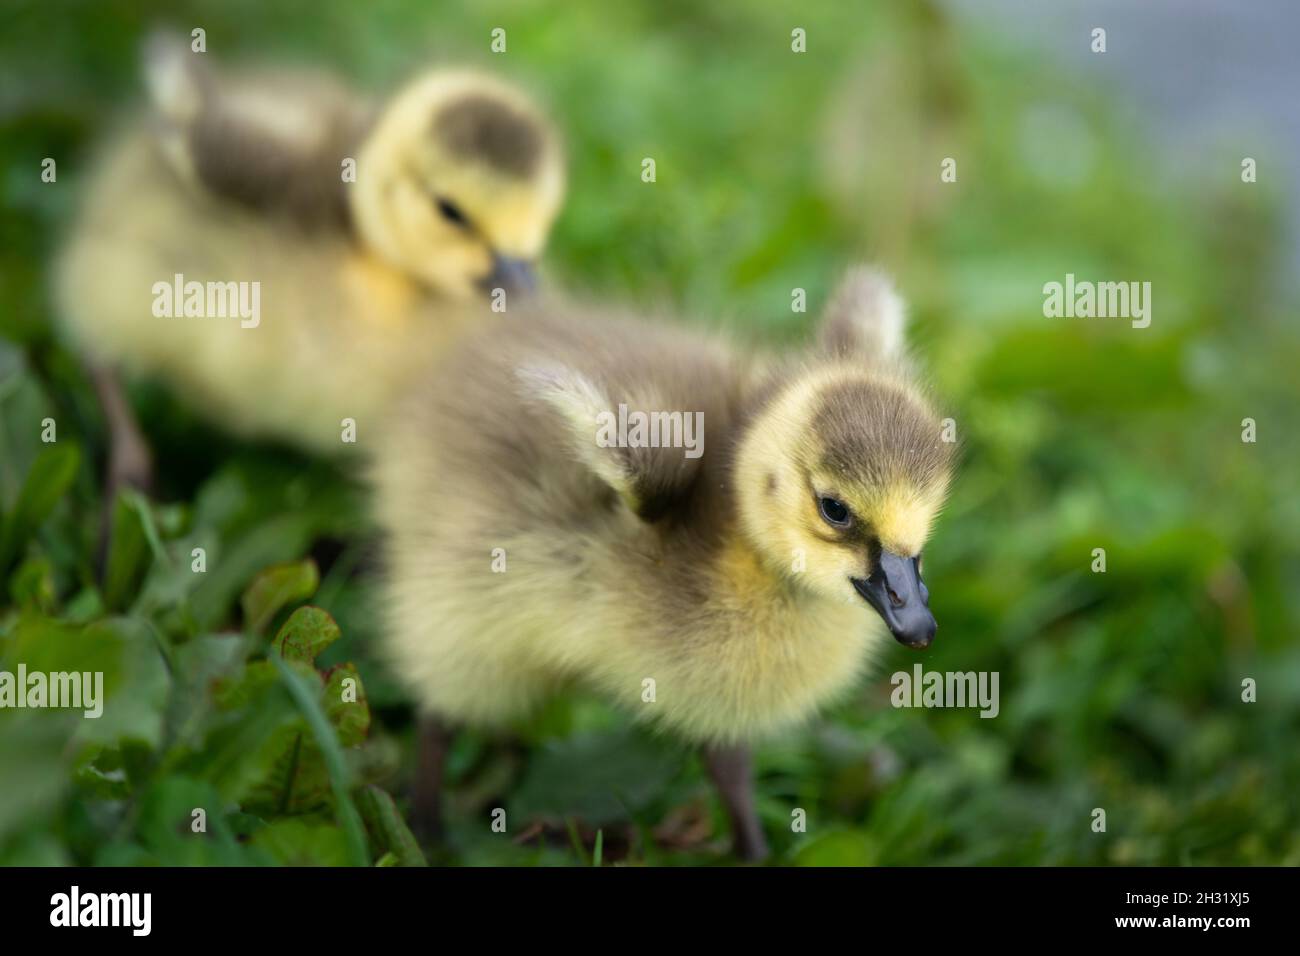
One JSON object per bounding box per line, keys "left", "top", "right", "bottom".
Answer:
{"left": 479, "top": 254, "right": 537, "bottom": 297}
{"left": 851, "top": 551, "right": 936, "bottom": 650}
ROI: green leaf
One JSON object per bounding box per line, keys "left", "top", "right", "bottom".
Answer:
{"left": 226, "top": 658, "right": 351, "bottom": 819}
{"left": 357, "top": 786, "right": 426, "bottom": 867}
{"left": 250, "top": 819, "right": 350, "bottom": 867}
{"left": 163, "top": 634, "right": 248, "bottom": 752}
{"left": 210, "top": 659, "right": 286, "bottom": 710}
{"left": 8, "top": 556, "right": 55, "bottom": 611}
{"left": 511, "top": 727, "right": 681, "bottom": 827}
{"left": 182, "top": 661, "right": 306, "bottom": 803}
{"left": 273, "top": 656, "right": 370, "bottom": 866}
{"left": 0, "top": 831, "right": 71, "bottom": 866}
{"left": 792, "top": 828, "right": 879, "bottom": 867}
{"left": 272, "top": 605, "right": 340, "bottom": 665}
{"left": 235, "top": 654, "right": 367, "bottom": 816}
{"left": 70, "top": 618, "right": 172, "bottom": 752}
{"left": 0, "top": 614, "right": 171, "bottom": 753}
{"left": 132, "top": 776, "right": 267, "bottom": 866}
{"left": 0, "top": 443, "right": 80, "bottom": 576}
{"left": 241, "top": 559, "right": 319, "bottom": 635}
{"left": 244, "top": 730, "right": 332, "bottom": 817}
{"left": 182, "top": 459, "right": 357, "bottom": 631}
{"left": 0, "top": 712, "right": 76, "bottom": 843}
{"left": 102, "top": 493, "right": 151, "bottom": 612}
{"left": 323, "top": 663, "right": 369, "bottom": 746}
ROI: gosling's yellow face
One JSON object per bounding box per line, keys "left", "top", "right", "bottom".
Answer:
{"left": 739, "top": 370, "right": 954, "bottom": 647}
{"left": 352, "top": 71, "right": 565, "bottom": 300}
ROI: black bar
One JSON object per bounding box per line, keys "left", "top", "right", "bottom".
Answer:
{"left": 0, "top": 866, "right": 1286, "bottom": 942}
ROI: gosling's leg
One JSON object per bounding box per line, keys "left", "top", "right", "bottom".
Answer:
{"left": 88, "top": 364, "right": 153, "bottom": 573}
{"left": 411, "top": 715, "right": 454, "bottom": 844}
{"left": 702, "top": 743, "right": 769, "bottom": 862}
{"left": 89, "top": 363, "right": 154, "bottom": 496}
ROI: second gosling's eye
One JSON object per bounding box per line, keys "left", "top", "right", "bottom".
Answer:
{"left": 818, "top": 495, "right": 852, "bottom": 528}
{"left": 435, "top": 197, "right": 470, "bottom": 228}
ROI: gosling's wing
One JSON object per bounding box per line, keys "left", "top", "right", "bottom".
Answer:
{"left": 514, "top": 360, "right": 710, "bottom": 522}
{"left": 143, "top": 31, "right": 370, "bottom": 228}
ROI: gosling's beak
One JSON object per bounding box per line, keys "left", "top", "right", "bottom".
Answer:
{"left": 478, "top": 254, "right": 537, "bottom": 297}
{"left": 851, "top": 551, "right": 936, "bottom": 650}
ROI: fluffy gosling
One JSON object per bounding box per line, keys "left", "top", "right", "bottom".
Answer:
{"left": 374, "top": 268, "right": 956, "bottom": 860}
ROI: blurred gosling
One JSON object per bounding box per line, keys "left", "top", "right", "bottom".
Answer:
{"left": 54, "top": 34, "right": 565, "bottom": 484}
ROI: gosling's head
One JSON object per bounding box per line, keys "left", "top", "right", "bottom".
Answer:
{"left": 736, "top": 269, "right": 955, "bottom": 648}
{"left": 352, "top": 69, "right": 565, "bottom": 299}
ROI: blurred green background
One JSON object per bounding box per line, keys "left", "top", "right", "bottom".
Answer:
{"left": 1, "top": 0, "right": 1297, "bottom": 866}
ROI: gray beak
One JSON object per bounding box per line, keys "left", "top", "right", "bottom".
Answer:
{"left": 851, "top": 551, "right": 937, "bottom": 649}
{"left": 479, "top": 254, "right": 537, "bottom": 297}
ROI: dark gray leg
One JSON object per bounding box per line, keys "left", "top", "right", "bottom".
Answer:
{"left": 88, "top": 364, "right": 154, "bottom": 496}
{"left": 411, "top": 715, "right": 454, "bottom": 844}
{"left": 702, "top": 743, "right": 769, "bottom": 862}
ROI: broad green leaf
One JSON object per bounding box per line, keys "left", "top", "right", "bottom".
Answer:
{"left": 274, "top": 656, "right": 369, "bottom": 866}
{"left": 132, "top": 776, "right": 268, "bottom": 866}
{"left": 182, "top": 459, "right": 359, "bottom": 630}
{"left": 272, "top": 605, "right": 341, "bottom": 665}
{"left": 0, "top": 831, "right": 71, "bottom": 866}
{"left": 188, "top": 517, "right": 319, "bottom": 629}
{"left": 244, "top": 731, "right": 333, "bottom": 817}
{"left": 181, "top": 660, "right": 309, "bottom": 804}
{"left": 511, "top": 727, "right": 682, "bottom": 827}
{"left": 242, "top": 658, "right": 368, "bottom": 816}
{"left": 1, "top": 614, "right": 170, "bottom": 752}
{"left": 211, "top": 659, "right": 289, "bottom": 710}
{"left": 250, "top": 819, "right": 351, "bottom": 867}
{"left": 163, "top": 634, "right": 250, "bottom": 752}
{"left": 0, "top": 712, "right": 76, "bottom": 842}
{"left": 323, "top": 663, "right": 369, "bottom": 746}
{"left": 241, "top": 558, "right": 319, "bottom": 635}
{"left": 70, "top": 618, "right": 171, "bottom": 752}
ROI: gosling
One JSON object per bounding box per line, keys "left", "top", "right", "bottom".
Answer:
{"left": 374, "top": 268, "right": 956, "bottom": 861}
{"left": 53, "top": 35, "right": 565, "bottom": 494}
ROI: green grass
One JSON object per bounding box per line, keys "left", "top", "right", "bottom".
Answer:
{"left": 1, "top": 0, "right": 1297, "bottom": 866}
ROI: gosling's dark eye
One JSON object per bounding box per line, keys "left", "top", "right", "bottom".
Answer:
{"left": 435, "top": 197, "right": 469, "bottom": 228}
{"left": 818, "top": 495, "right": 852, "bottom": 528}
